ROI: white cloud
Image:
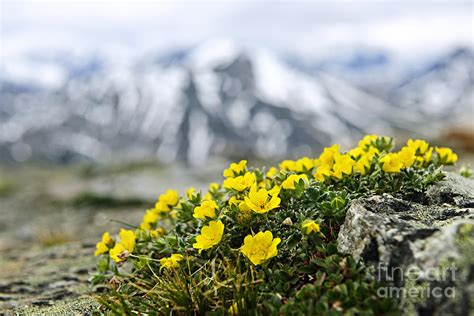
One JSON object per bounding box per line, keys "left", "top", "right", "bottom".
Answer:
{"left": 1, "top": 1, "right": 472, "bottom": 65}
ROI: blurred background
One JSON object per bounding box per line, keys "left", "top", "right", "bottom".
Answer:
{"left": 0, "top": 0, "right": 473, "bottom": 255}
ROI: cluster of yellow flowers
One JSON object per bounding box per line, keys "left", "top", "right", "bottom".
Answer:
{"left": 94, "top": 229, "right": 136, "bottom": 263}
{"left": 94, "top": 135, "right": 457, "bottom": 268}
{"left": 284, "top": 135, "right": 458, "bottom": 180}
{"left": 380, "top": 139, "right": 457, "bottom": 173}
{"left": 139, "top": 189, "right": 182, "bottom": 237}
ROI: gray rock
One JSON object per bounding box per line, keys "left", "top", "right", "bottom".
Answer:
{"left": 0, "top": 241, "right": 100, "bottom": 314}
{"left": 337, "top": 173, "right": 474, "bottom": 315}
{"left": 426, "top": 173, "right": 474, "bottom": 208}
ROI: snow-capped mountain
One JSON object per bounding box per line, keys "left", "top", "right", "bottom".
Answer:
{"left": 389, "top": 48, "right": 473, "bottom": 123}
{"left": 0, "top": 42, "right": 472, "bottom": 164}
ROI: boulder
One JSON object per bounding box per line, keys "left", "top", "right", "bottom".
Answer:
{"left": 337, "top": 173, "right": 474, "bottom": 315}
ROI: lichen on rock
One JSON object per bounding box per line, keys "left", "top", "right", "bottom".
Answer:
{"left": 0, "top": 241, "right": 100, "bottom": 314}
{"left": 337, "top": 173, "right": 474, "bottom": 315}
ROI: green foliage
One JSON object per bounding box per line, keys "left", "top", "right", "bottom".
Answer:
{"left": 459, "top": 165, "right": 473, "bottom": 178}
{"left": 91, "top": 135, "right": 455, "bottom": 315}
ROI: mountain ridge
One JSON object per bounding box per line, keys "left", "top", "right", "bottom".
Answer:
{"left": 1, "top": 43, "right": 472, "bottom": 164}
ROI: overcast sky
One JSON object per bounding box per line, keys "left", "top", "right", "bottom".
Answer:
{"left": 2, "top": 0, "right": 473, "bottom": 64}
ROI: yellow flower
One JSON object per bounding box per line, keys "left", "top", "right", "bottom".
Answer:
{"left": 140, "top": 222, "right": 152, "bottom": 231}
{"left": 365, "top": 146, "right": 380, "bottom": 160}
{"left": 358, "top": 134, "right": 378, "bottom": 150}
{"left": 353, "top": 155, "right": 370, "bottom": 175}
{"left": 159, "top": 254, "right": 184, "bottom": 270}
{"left": 94, "top": 242, "right": 109, "bottom": 256}
{"left": 281, "top": 174, "right": 308, "bottom": 190}
{"left": 244, "top": 185, "right": 281, "bottom": 214}
{"left": 380, "top": 153, "right": 403, "bottom": 173}
{"left": 228, "top": 196, "right": 240, "bottom": 206}
{"left": 203, "top": 192, "right": 212, "bottom": 201}
{"left": 109, "top": 229, "right": 136, "bottom": 262}
{"left": 280, "top": 157, "right": 315, "bottom": 173}
{"left": 209, "top": 182, "right": 220, "bottom": 191}
{"left": 223, "top": 172, "right": 256, "bottom": 191}
{"left": 407, "top": 139, "right": 429, "bottom": 155}
{"left": 314, "top": 165, "right": 331, "bottom": 182}
{"left": 398, "top": 146, "right": 416, "bottom": 168}
{"left": 118, "top": 229, "right": 136, "bottom": 253}
{"left": 423, "top": 147, "right": 433, "bottom": 163}
{"left": 223, "top": 160, "right": 247, "bottom": 178}
{"left": 268, "top": 184, "right": 281, "bottom": 196}
{"left": 315, "top": 144, "right": 340, "bottom": 167}
{"left": 239, "top": 201, "right": 250, "bottom": 212}
{"left": 435, "top": 147, "right": 458, "bottom": 164}
{"left": 154, "top": 201, "right": 171, "bottom": 213}
{"left": 186, "top": 187, "right": 196, "bottom": 199}
{"left": 413, "top": 143, "right": 433, "bottom": 167}
{"left": 294, "top": 157, "right": 315, "bottom": 172}
{"left": 143, "top": 209, "right": 159, "bottom": 223}
{"left": 279, "top": 160, "right": 297, "bottom": 171}
{"left": 331, "top": 154, "right": 355, "bottom": 179}
{"left": 150, "top": 227, "right": 166, "bottom": 238}
{"left": 193, "top": 200, "right": 218, "bottom": 219}
{"left": 110, "top": 243, "right": 127, "bottom": 263}
{"left": 228, "top": 197, "right": 250, "bottom": 212}
{"left": 349, "top": 147, "right": 364, "bottom": 159}
{"left": 94, "top": 232, "right": 113, "bottom": 256}
{"left": 240, "top": 231, "right": 281, "bottom": 265}
{"left": 193, "top": 220, "right": 224, "bottom": 253}
{"left": 158, "top": 189, "right": 179, "bottom": 207}
{"left": 152, "top": 189, "right": 180, "bottom": 213}
{"left": 302, "top": 220, "right": 320, "bottom": 235}
{"left": 266, "top": 167, "right": 279, "bottom": 178}
{"left": 140, "top": 209, "right": 159, "bottom": 230}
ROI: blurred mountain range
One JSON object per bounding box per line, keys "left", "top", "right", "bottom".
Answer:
{"left": 0, "top": 41, "right": 473, "bottom": 164}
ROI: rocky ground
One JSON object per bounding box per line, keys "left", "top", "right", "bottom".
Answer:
{"left": 1, "top": 241, "right": 99, "bottom": 314}
{"left": 0, "top": 162, "right": 221, "bottom": 314}
{"left": 0, "top": 163, "right": 472, "bottom": 315}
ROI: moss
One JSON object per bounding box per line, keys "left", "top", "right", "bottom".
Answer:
{"left": 453, "top": 222, "right": 474, "bottom": 288}
{"left": 458, "top": 166, "right": 473, "bottom": 178}
{"left": 455, "top": 223, "right": 474, "bottom": 249}
{"left": 399, "top": 277, "right": 430, "bottom": 316}
{"left": 0, "top": 241, "right": 98, "bottom": 314}
{"left": 79, "top": 161, "right": 163, "bottom": 178}
{"left": 0, "top": 180, "right": 15, "bottom": 197}
{"left": 68, "top": 192, "right": 151, "bottom": 208}
{"left": 13, "top": 296, "right": 100, "bottom": 315}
